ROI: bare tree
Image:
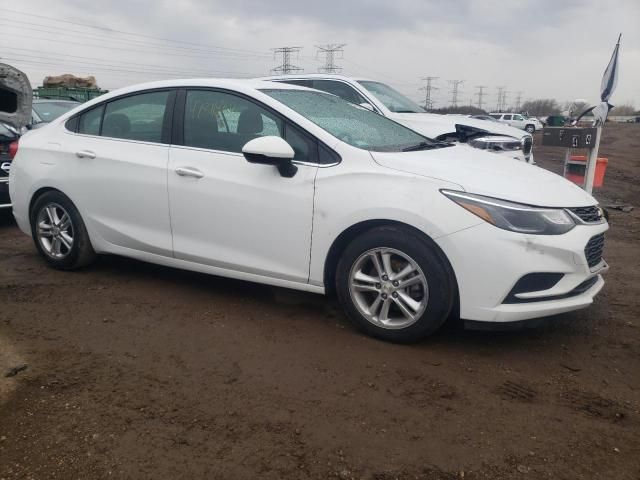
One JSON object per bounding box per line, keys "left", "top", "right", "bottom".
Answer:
{"left": 520, "top": 99, "right": 561, "bottom": 117}
{"left": 612, "top": 103, "right": 636, "bottom": 115}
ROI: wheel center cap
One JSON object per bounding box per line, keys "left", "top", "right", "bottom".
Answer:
{"left": 382, "top": 282, "right": 393, "bottom": 294}
{"left": 52, "top": 227, "right": 60, "bottom": 236}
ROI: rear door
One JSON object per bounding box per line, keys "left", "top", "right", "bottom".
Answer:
{"left": 62, "top": 89, "right": 175, "bottom": 256}
{"left": 167, "top": 88, "right": 318, "bottom": 283}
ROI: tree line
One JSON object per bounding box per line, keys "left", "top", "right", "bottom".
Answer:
{"left": 428, "top": 100, "right": 638, "bottom": 117}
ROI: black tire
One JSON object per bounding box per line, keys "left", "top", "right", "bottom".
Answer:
{"left": 525, "top": 124, "right": 535, "bottom": 134}
{"left": 335, "top": 225, "right": 456, "bottom": 343}
{"left": 30, "top": 190, "right": 96, "bottom": 270}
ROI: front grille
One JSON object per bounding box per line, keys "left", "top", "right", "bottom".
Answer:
{"left": 569, "top": 206, "right": 603, "bottom": 223}
{"left": 584, "top": 233, "right": 605, "bottom": 268}
{"left": 522, "top": 137, "right": 533, "bottom": 155}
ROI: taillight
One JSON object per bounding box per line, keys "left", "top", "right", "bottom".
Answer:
{"left": 8, "top": 140, "right": 18, "bottom": 160}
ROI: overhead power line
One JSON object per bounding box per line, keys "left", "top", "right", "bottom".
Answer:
{"left": 0, "top": 7, "right": 270, "bottom": 57}
{"left": 0, "top": 49, "right": 260, "bottom": 78}
{"left": 271, "top": 47, "right": 303, "bottom": 75}
{"left": 0, "top": 20, "right": 271, "bottom": 59}
{"left": 316, "top": 44, "right": 346, "bottom": 74}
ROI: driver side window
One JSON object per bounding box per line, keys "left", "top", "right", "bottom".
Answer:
{"left": 184, "top": 90, "right": 283, "bottom": 154}
{"left": 183, "top": 90, "right": 322, "bottom": 163}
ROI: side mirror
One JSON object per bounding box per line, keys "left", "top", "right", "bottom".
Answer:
{"left": 358, "top": 102, "right": 374, "bottom": 111}
{"left": 242, "top": 136, "right": 298, "bottom": 178}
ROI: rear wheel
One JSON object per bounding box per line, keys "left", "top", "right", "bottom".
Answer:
{"left": 525, "top": 124, "right": 535, "bottom": 134}
{"left": 30, "top": 191, "right": 96, "bottom": 270}
{"left": 336, "top": 226, "right": 455, "bottom": 343}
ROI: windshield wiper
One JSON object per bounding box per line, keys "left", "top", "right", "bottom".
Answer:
{"left": 402, "top": 141, "right": 451, "bottom": 152}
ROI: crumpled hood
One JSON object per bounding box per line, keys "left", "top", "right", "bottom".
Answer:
{"left": 390, "top": 112, "right": 528, "bottom": 140}
{"left": 371, "top": 144, "right": 597, "bottom": 208}
{"left": 0, "top": 63, "right": 33, "bottom": 130}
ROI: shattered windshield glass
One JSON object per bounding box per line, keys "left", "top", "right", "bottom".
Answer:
{"left": 357, "top": 81, "right": 425, "bottom": 113}
{"left": 262, "top": 89, "right": 434, "bottom": 152}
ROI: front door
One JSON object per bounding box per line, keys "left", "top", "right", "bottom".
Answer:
{"left": 168, "top": 89, "right": 317, "bottom": 283}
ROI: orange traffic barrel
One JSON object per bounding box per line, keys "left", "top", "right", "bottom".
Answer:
{"left": 565, "top": 155, "right": 608, "bottom": 188}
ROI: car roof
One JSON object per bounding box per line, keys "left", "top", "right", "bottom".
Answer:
{"left": 259, "top": 73, "right": 373, "bottom": 83}
{"left": 33, "top": 99, "right": 81, "bottom": 104}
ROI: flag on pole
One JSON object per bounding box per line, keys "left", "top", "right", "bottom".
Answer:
{"left": 593, "top": 34, "right": 622, "bottom": 125}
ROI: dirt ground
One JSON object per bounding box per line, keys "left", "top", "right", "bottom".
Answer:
{"left": 1, "top": 123, "right": 638, "bottom": 479}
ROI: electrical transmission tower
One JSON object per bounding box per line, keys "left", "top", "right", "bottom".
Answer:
{"left": 316, "top": 44, "right": 346, "bottom": 73}
{"left": 448, "top": 80, "right": 464, "bottom": 108}
{"left": 271, "top": 46, "right": 303, "bottom": 75}
{"left": 515, "top": 91, "right": 524, "bottom": 111}
{"left": 496, "top": 86, "right": 507, "bottom": 111}
{"left": 475, "top": 85, "right": 488, "bottom": 110}
{"left": 419, "top": 76, "right": 438, "bottom": 110}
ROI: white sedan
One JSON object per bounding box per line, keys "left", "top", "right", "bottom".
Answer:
{"left": 10, "top": 79, "right": 608, "bottom": 342}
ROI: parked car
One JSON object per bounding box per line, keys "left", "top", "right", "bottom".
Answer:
{"left": 489, "top": 113, "right": 544, "bottom": 133}
{"left": 1, "top": 63, "right": 32, "bottom": 210}
{"left": 32, "top": 99, "right": 81, "bottom": 127}
{"left": 10, "top": 79, "right": 609, "bottom": 342}
{"left": 470, "top": 114, "right": 500, "bottom": 122}
{"left": 263, "top": 74, "right": 534, "bottom": 164}
{"left": 0, "top": 122, "right": 19, "bottom": 208}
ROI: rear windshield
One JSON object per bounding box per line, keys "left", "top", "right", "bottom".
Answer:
{"left": 33, "top": 102, "right": 79, "bottom": 123}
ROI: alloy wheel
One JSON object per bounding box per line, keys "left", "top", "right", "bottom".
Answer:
{"left": 348, "top": 248, "right": 429, "bottom": 329}
{"left": 36, "top": 203, "right": 74, "bottom": 259}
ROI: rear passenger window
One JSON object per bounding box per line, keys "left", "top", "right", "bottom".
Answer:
{"left": 102, "top": 91, "right": 169, "bottom": 142}
{"left": 503, "top": 115, "right": 512, "bottom": 120}
{"left": 78, "top": 105, "right": 103, "bottom": 136}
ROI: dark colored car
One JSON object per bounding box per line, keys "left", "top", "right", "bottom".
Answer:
{"left": 0, "top": 123, "right": 19, "bottom": 208}
{"left": 31, "top": 99, "right": 80, "bottom": 127}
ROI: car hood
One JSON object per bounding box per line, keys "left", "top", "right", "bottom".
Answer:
{"left": 370, "top": 144, "right": 597, "bottom": 208}
{"left": 390, "top": 112, "right": 528, "bottom": 140}
{"left": 0, "top": 63, "right": 33, "bottom": 130}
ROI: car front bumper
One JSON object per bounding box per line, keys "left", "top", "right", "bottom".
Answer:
{"left": 436, "top": 221, "right": 609, "bottom": 323}
{"left": 0, "top": 178, "right": 11, "bottom": 208}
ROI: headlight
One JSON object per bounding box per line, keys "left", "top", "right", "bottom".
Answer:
{"left": 468, "top": 136, "right": 522, "bottom": 153}
{"left": 442, "top": 190, "right": 576, "bottom": 235}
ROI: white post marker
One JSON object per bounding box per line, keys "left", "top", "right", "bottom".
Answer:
{"left": 582, "top": 34, "right": 621, "bottom": 194}
{"left": 583, "top": 126, "right": 601, "bottom": 194}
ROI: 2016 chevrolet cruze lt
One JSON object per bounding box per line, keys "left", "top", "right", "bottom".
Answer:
{"left": 9, "top": 80, "right": 608, "bottom": 342}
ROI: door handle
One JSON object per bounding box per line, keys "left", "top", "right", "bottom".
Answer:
{"left": 175, "top": 166, "right": 204, "bottom": 179}
{"left": 75, "top": 150, "right": 96, "bottom": 159}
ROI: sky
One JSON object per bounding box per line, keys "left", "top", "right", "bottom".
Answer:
{"left": 0, "top": 0, "right": 638, "bottom": 110}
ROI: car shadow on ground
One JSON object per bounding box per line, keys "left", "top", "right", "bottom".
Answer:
{"left": 87, "top": 251, "right": 598, "bottom": 354}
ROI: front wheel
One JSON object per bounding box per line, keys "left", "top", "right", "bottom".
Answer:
{"left": 335, "top": 226, "right": 456, "bottom": 343}
{"left": 525, "top": 124, "right": 535, "bottom": 134}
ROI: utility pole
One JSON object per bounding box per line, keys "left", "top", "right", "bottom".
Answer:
{"left": 496, "top": 86, "right": 507, "bottom": 111}
{"left": 448, "top": 80, "right": 463, "bottom": 108}
{"left": 315, "top": 44, "right": 346, "bottom": 73}
{"left": 419, "top": 76, "right": 438, "bottom": 110}
{"left": 271, "top": 47, "right": 303, "bottom": 75}
{"left": 515, "top": 91, "right": 524, "bottom": 111}
{"left": 475, "top": 85, "right": 488, "bottom": 110}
